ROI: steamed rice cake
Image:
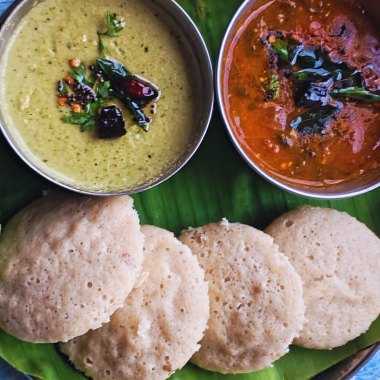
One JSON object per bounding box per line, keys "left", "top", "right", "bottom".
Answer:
{"left": 265, "top": 205, "right": 380, "bottom": 349}
{"left": 179, "top": 220, "right": 306, "bottom": 373}
{"left": 60, "top": 225, "right": 209, "bottom": 380}
{"left": 0, "top": 193, "right": 144, "bottom": 343}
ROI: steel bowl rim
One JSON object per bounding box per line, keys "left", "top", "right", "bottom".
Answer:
{"left": 216, "top": 0, "right": 380, "bottom": 200}
{"left": 0, "top": 0, "right": 214, "bottom": 197}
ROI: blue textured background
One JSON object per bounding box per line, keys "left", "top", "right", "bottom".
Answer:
{"left": 0, "top": 0, "right": 379, "bottom": 379}
{"left": 351, "top": 350, "right": 380, "bottom": 379}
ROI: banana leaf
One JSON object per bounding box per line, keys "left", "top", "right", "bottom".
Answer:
{"left": 1, "top": 0, "right": 380, "bottom": 380}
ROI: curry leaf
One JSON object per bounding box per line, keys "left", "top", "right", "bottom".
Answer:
{"left": 96, "top": 59, "right": 131, "bottom": 81}
{"left": 292, "top": 68, "right": 355, "bottom": 82}
{"left": 290, "top": 105, "right": 339, "bottom": 135}
{"left": 96, "top": 59, "right": 149, "bottom": 131}
{"left": 124, "top": 98, "right": 149, "bottom": 132}
{"left": 296, "top": 46, "right": 325, "bottom": 69}
{"left": 331, "top": 87, "right": 380, "bottom": 103}
{"left": 333, "top": 73, "right": 363, "bottom": 90}
{"left": 295, "top": 79, "right": 334, "bottom": 108}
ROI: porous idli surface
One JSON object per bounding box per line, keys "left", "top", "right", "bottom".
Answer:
{"left": 265, "top": 205, "right": 380, "bottom": 349}
{"left": 0, "top": 193, "right": 144, "bottom": 343}
{"left": 179, "top": 220, "right": 306, "bottom": 374}
{"left": 60, "top": 225, "right": 209, "bottom": 380}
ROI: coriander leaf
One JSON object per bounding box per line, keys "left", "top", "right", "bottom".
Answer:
{"left": 90, "top": 98, "right": 105, "bottom": 116}
{"left": 269, "top": 75, "right": 280, "bottom": 99}
{"left": 268, "top": 36, "right": 302, "bottom": 68}
{"left": 262, "top": 74, "right": 280, "bottom": 101}
{"left": 290, "top": 105, "right": 339, "bottom": 135}
{"left": 97, "top": 59, "right": 131, "bottom": 80}
{"left": 96, "top": 81, "right": 112, "bottom": 100}
{"left": 331, "top": 87, "right": 380, "bottom": 103}
{"left": 69, "top": 64, "right": 86, "bottom": 83}
{"left": 86, "top": 81, "right": 113, "bottom": 116}
{"left": 98, "top": 34, "right": 110, "bottom": 55}
{"left": 97, "top": 12, "right": 125, "bottom": 54}
{"left": 61, "top": 111, "right": 97, "bottom": 132}
{"left": 69, "top": 64, "right": 94, "bottom": 85}
{"left": 102, "top": 12, "right": 124, "bottom": 37}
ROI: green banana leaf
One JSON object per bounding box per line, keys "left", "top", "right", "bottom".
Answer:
{"left": 1, "top": 0, "right": 380, "bottom": 380}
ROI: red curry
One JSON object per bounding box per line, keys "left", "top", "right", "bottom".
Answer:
{"left": 222, "top": 0, "right": 380, "bottom": 187}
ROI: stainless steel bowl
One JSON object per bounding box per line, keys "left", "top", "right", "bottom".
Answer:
{"left": 216, "top": 0, "right": 380, "bottom": 200}
{"left": 0, "top": 0, "right": 214, "bottom": 196}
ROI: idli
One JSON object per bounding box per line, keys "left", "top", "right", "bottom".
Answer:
{"left": 0, "top": 193, "right": 144, "bottom": 343}
{"left": 179, "top": 220, "right": 306, "bottom": 373}
{"left": 60, "top": 225, "right": 209, "bottom": 380}
{"left": 265, "top": 205, "right": 380, "bottom": 349}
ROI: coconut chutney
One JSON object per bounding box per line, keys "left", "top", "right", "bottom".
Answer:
{"left": 0, "top": 0, "right": 197, "bottom": 192}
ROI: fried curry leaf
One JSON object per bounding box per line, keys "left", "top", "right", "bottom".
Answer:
{"left": 296, "top": 46, "right": 325, "bottom": 69}
{"left": 61, "top": 111, "right": 97, "bottom": 132}
{"left": 333, "top": 72, "right": 363, "bottom": 90}
{"left": 96, "top": 59, "right": 131, "bottom": 81}
{"left": 292, "top": 68, "right": 356, "bottom": 82}
{"left": 290, "top": 105, "right": 339, "bottom": 135}
{"left": 295, "top": 79, "right": 334, "bottom": 108}
{"left": 97, "top": 12, "right": 125, "bottom": 54}
{"left": 124, "top": 98, "right": 149, "bottom": 132}
{"left": 331, "top": 87, "right": 380, "bottom": 103}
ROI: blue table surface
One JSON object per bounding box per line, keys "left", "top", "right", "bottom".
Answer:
{"left": 0, "top": 0, "right": 380, "bottom": 379}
